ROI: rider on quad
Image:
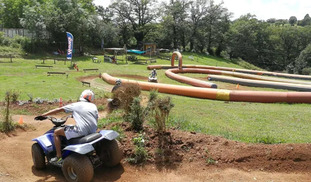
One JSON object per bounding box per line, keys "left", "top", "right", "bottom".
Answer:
{"left": 35, "top": 89, "right": 98, "bottom": 165}
{"left": 148, "top": 69, "right": 157, "bottom": 82}
{"left": 111, "top": 79, "right": 122, "bottom": 93}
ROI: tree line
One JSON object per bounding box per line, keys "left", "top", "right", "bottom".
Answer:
{"left": 1, "top": 0, "right": 311, "bottom": 73}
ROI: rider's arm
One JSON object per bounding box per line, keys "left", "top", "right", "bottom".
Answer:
{"left": 42, "top": 107, "right": 65, "bottom": 116}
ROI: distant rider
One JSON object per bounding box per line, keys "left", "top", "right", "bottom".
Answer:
{"left": 112, "top": 79, "right": 122, "bottom": 93}
{"left": 150, "top": 69, "right": 157, "bottom": 78}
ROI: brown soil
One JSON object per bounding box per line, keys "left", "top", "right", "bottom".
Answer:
{"left": 0, "top": 101, "right": 311, "bottom": 181}
{"left": 1, "top": 76, "right": 311, "bottom": 181}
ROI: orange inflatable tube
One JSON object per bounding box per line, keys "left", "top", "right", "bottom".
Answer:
{"left": 101, "top": 51, "right": 311, "bottom": 103}
{"left": 148, "top": 65, "right": 311, "bottom": 81}
{"left": 101, "top": 73, "right": 311, "bottom": 103}
{"left": 171, "top": 51, "right": 183, "bottom": 70}
{"left": 165, "top": 68, "right": 217, "bottom": 88}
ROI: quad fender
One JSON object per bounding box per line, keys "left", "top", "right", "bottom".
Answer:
{"left": 32, "top": 133, "right": 54, "bottom": 154}
{"left": 63, "top": 130, "right": 119, "bottom": 155}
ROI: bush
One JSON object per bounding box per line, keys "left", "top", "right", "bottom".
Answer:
{"left": 112, "top": 83, "right": 141, "bottom": 114}
{"left": 127, "top": 133, "right": 149, "bottom": 164}
{"left": 0, "top": 91, "right": 15, "bottom": 132}
{"left": 125, "top": 97, "right": 144, "bottom": 131}
{"left": 146, "top": 90, "right": 174, "bottom": 133}
{"left": 301, "top": 67, "right": 311, "bottom": 75}
{"left": 220, "top": 50, "right": 230, "bottom": 60}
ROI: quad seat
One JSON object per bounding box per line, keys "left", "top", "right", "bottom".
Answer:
{"left": 68, "top": 133, "right": 102, "bottom": 145}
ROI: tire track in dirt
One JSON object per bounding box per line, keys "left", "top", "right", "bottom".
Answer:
{"left": 0, "top": 115, "right": 310, "bottom": 182}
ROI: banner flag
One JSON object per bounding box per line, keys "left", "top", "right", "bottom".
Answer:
{"left": 66, "top": 32, "right": 73, "bottom": 60}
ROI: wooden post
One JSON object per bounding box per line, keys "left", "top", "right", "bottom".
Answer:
{"left": 9, "top": 54, "right": 12, "bottom": 63}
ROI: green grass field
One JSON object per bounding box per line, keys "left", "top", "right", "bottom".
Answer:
{"left": 1, "top": 52, "right": 311, "bottom": 144}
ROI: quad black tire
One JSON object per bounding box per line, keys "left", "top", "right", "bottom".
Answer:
{"left": 31, "top": 143, "right": 46, "bottom": 169}
{"left": 62, "top": 154, "right": 94, "bottom": 182}
{"left": 101, "top": 139, "right": 123, "bottom": 167}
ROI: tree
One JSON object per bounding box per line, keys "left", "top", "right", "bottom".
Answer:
{"left": 188, "top": 0, "right": 208, "bottom": 51}
{"left": 203, "top": 0, "right": 231, "bottom": 55}
{"left": 0, "top": 0, "right": 31, "bottom": 28}
{"left": 226, "top": 14, "right": 259, "bottom": 62}
{"left": 289, "top": 16, "right": 297, "bottom": 26}
{"left": 158, "top": 0, "right": 190, "bottom": 50}
{"left": 266, "top": 18, "right": 276, "bottom": 24}
{"left": 294, "top": 43, "right": 311, "bottom": 74}
{"left": 20, "top": 2, "right": 46, "bottom": 39}
{"left": 300, "top": 14, "right": 311, "bottom": 26}
{"left": 110, "top": 0, "right": 157, "bottom": 47}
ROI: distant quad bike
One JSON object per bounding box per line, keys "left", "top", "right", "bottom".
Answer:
{"left": 32, "top": 115, "right": 122, "bottom": 182}
{"left": 148, "top": 69, "right": 158, "bottom": 83}
{"left": 148, "top": 76, "right": 158, "bottom": 83}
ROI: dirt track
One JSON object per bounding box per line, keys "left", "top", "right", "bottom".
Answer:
{"left": 0, "top": 115, "right": 310, "bottom": 182}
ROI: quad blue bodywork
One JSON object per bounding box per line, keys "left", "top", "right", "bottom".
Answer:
{"left": 32, "top": 129, "right": 119, "bottom": 159}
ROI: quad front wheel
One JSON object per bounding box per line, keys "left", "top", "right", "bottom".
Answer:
{"left": 31, "top": 143, "right": 46, "bottom": 169}
{"left": 62, "top": 154, "right": 94, "bottom": 182}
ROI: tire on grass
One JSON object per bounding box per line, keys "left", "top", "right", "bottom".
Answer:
{"left": 62, "top": 153, "right": 94, "bottom": 182}
{"left": 31, "top": 143, "right": 46, "bottom": 169}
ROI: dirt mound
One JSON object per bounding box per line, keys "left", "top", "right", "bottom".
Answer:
{"left": 0, "top": 102, "right": 311, "bottom": 181}
{"left": 108, "top": 122, "right": 311, "bottom": 174}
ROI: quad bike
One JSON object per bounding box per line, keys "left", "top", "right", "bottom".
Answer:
{"left": 32, "top": 115, "right": 123, "bottom": 182}
{"left": 148, "top": 76, "right": 158, "bottom": 83}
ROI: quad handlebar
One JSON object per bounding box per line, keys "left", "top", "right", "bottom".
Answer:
{"left": 35, "top": 115, "right": 72, "bottom": 127}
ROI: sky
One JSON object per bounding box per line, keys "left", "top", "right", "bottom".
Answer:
{"left": 93, "top": 0, "right": 311, "bottom": 20}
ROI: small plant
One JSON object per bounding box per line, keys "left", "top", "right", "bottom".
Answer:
{"left": 11, "top": 91, "right": 20, "bottom": 103}
{"left": 125, "top": 97, "right": 144, "bottom": 131}
{"left": 110, "top": 125, "right": 125, "bottom": 141}
{"left": 151, "top": 96, "right": 174, "bottom": 133}
{"left": 206, "top": 157, "right": 216, "bottom": 165}
{"left": 27, "top": 93, "right": 33, "bottom": 102}
{"left": 0, "top": 91, "right": 15, "bottom": 132}
{"left": 148, "top": 89, "right": 158, "bottom": 103}
{"left": 97, "top": 105, "right": 105, "bottom": 111}
{"left": 127, "top": 133, "right": 149, "bottom": 164}
{"left": 255, "top": 135, "right": 284, "bottom": 144}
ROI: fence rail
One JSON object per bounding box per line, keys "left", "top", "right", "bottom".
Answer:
{"left": 0, "top": 28, "right": 50, "bottom": 39}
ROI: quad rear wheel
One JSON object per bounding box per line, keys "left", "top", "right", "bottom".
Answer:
{"left": 101, "top": 139, "right": 123, "bottom": 167}
{"left": 31, "top": 143, "right": 46, "bottom": 169}
{"left": 62, "top": 154, "right": 94, "bottom": 182}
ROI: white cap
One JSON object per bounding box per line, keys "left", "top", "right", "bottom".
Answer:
{"left": 79, "top": 89, "right": 95, "bottom": 102}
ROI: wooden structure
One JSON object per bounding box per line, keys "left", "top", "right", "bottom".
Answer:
{"left": 35, "top": 65, "right": 53, "bottom": 69}
{"left": 47, "top": 72, "right": 68, "bottom": 78}
{"left": 83, "top": 68, "right": 99, "bottom": 73}
{"left": 104, "top": 48, "right": 127, "bottom": 64}
{"left": 143, "top": 43, "right": 157, "bottom": 56}
{"left": 81, "top": 81, "right": 91, "bottom": 87}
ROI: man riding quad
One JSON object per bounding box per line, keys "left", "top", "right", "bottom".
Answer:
{"left": 148, "top": 69, "right": 158, "bottom": 83}
{"left": 35, "top": 89, "right": 98, "bottom": 165}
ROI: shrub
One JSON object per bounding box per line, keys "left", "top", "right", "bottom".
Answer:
{"left": 125, "top": 97, "right": 144, "bottom": 131}
{"left": 301, "top": 67, "right": 311, "bottom": 75}
{"left": 220, "top": 50, "right": 230, "bottom": 60}
{"left": 127, "top": 133, "right": 149, "bottom": 164}
{"left": 11, "top": 91, "right": 20, "bottom": 103}
{"left": 147, "top": 91, "right": 174, "bottom": 133}
{"left": 112, "top": 83, "right": 141, "bottom": 114}
{"left": 110, "top": 124, "right": 125, "bottom": 141}
{"left": 0, "top": 91, "right": 15, "bottom": 132}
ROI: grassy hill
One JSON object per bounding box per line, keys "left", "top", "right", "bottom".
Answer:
{"left": 1, "top": 51, "right": 311, "bottom": 144}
